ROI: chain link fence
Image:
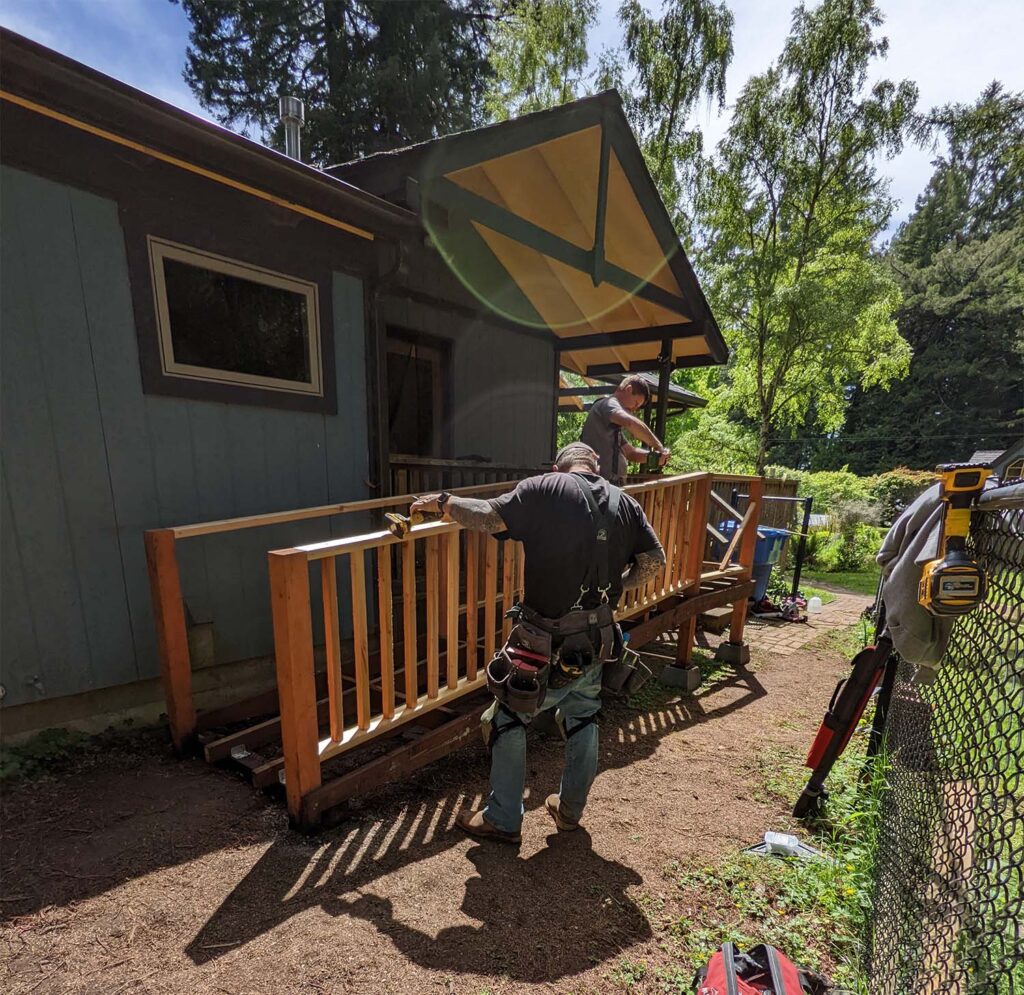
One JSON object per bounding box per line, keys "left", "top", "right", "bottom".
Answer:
{"left": 866, "top": 484, "right": 1023, "bottom": 993}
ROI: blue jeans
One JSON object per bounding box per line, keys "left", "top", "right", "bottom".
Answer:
{"left": 482, "top": 663, "right": 602, "bottom": 833}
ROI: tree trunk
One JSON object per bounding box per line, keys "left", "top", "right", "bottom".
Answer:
{"left": 756, "top": 419, "right": 770, "bottom": 476}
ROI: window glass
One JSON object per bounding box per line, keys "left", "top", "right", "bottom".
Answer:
{"left": 150, "top": 237, "right": 321, "bottom": 395}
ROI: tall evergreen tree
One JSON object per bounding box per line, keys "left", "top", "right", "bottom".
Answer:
{"left": 820, "top": 84, "right": 1024, "bottom": 473}
{"left": 174, "top": 0, "right": 494, "bottom": 165}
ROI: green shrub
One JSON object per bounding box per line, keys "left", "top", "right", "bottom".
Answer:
{"left": 766, "top": 465, "right": 873, "bottom": 514}
{"left": 868, "top": 467, "right": 936, "bottom": 525}
{"left": 813, "top": 522, "right": 883, "bottom": 572}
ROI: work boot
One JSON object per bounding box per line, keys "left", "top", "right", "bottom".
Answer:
{"left": 455, "top": 807, "right": 521, "bottom": 844}
{"left": 545, "top": 794, "right": 581, "bottom": 832}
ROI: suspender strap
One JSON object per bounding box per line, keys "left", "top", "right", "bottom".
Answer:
{"left": 569, "top": 473, "right": 622, "bottom": 605}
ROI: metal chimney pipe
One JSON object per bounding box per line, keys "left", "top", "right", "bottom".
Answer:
{"left": 278, "top": 95, "right": 305, "bottom": 161}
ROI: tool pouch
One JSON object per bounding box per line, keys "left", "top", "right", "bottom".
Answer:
{"left": 486, "top": 619, "right": 553, "bottom": 714}
{"left": 601, "top": 641, "right": 652, "bottom": 695}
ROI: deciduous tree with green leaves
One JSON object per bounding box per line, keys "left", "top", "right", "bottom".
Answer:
{"left": 174, "top": 0, "right": 494, "bottom": 165}
{"left": 617, "top": 0, "right": 733, "bottom": 230}
{"left": 700, "top": 0, "right": 918, "bottom": 472}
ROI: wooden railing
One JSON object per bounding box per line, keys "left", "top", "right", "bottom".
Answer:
{"left": 144, "top": 479, "right": 522, "bottom": 753}
{"left": 268, "top": 471, "right": 764, "bottom": 827}
{"left": 389, "top": 454, "right": 542, "bottom": 495}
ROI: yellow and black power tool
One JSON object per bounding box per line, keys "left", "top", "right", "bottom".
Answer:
{"left": 384, "top": 509, "right": 444, "bottom": 538}
{"left": 918, "top": 462, "right": 992, "bottom": 617}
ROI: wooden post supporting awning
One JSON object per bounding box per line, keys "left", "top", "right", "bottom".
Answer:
{"left": 329, "top": 90, "right": 728, "bottom": 388}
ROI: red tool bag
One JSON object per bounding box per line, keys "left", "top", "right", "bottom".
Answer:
{"left": 694, "top": 942, "right": 829, "bottom": 994}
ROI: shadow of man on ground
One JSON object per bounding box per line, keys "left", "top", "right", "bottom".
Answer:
{"left": 324, "top": 831, "right": 649, "bottom": 983}
{"left": 187, "top": 651, "right": 766, "bottom": 973}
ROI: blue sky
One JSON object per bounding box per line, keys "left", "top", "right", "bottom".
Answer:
{"left": 3, "top": 0, "right": 1022, "bottom": 231}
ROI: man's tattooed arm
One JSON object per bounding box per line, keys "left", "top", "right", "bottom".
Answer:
{"left": 445, "top": 496, "right": 506, "bottom": 533}
{"left": 622, "top": 548, "right": 666, "bottom": 591}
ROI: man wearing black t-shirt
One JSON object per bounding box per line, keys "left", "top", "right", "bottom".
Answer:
{"left": 410, "top": 442, "right": 665, "bottom": 843}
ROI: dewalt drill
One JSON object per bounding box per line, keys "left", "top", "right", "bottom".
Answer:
{"left": 917, "top": 463, "right": 991, "bottom": 617}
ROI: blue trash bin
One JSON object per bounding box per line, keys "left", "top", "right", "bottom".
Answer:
{"left": 712, "top": 524, "right": 791, "bottom": 601}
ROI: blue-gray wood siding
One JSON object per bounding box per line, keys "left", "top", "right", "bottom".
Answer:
{"left": 1, "top": 166, "right": 369, "bottom": 708}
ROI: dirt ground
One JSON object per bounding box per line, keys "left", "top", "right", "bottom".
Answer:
{"left": 1, "top": 608, "right": 868, "bottom": 995}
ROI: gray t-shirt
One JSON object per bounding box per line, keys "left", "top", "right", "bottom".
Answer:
{"left": 580, "top": 396, "right": 627, "bottom": 483}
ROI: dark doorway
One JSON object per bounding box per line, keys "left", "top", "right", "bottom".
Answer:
{"left": 386, "top": 331, "right": 449, "bottom": 457}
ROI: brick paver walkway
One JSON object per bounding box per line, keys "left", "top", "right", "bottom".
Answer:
{"left": 744, "top": 590, "right": 872, "bottom": 655}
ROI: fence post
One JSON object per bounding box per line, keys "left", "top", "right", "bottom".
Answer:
{"left": 144, "top": 529, "right": 196, "bottom": 754}
{"left": 719, "top": 475, "right": 764, "bottom": 666}
{"left": 791, "top": 495, "right": 813, "bottom": 598}
{"left": 268, "top": 549, "right": 322, "bottom": 831}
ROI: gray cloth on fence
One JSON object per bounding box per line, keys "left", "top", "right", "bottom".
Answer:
{"left": 876, "top": 483, "right": 955, "bottom": 671}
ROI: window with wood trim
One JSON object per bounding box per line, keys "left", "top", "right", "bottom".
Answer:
{"left": 148, "top": 236, "right": 322, "bottom": 396}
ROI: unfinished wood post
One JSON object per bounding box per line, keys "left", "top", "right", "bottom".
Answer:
{"left": 674, "top": 475, "right": 712, "bottom": 672}
{"left": 144, "top": 529, "right": 196, "bottom": 754}
{"left": 268, "top": 549, "right": 321, "bottom": 830}
{"left": 726, "top": 475, "right": 764, "bottom": 652}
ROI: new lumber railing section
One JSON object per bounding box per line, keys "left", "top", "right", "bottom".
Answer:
{"left": 146, "top": 471, "right": 764, "bottom": 827}
{"left": 144, "top": 481, "right": 517, "bottom": 754}
{"left": 266, "top": 472, "right": 762, "bottom": 826}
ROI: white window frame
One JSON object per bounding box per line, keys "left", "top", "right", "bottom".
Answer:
{"left": 148, "top": 235, "right": 323, "bottom": 397}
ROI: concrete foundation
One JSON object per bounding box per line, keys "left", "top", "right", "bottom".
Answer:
{"left": 659, "top": 664, "right": 702, "bottom": 691}
{"left": 714, "top": 641, "right": 751, "bottom": 666}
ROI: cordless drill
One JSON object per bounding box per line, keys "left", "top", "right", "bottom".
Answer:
{"left": 917, "top": 463, "right": 991, "bottom": 617}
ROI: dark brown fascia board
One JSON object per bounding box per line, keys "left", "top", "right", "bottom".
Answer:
{"left": 555, "top": 322, "right": 706, "bottom": 353}
{"left": 600, "top": 111, "right": 729, "bottom": 366}
{"left": 0, "top": 28, "right": 418, "bottom": 241}
{"left": 585, "top": 355, "right": 720, "bottom": 376}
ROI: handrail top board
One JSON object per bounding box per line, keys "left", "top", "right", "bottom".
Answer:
{"left": 165, "top": 480, "right": 516, "bottom": 540}
{"left": 157, "top": 471, "right": 713, "bottom": 542}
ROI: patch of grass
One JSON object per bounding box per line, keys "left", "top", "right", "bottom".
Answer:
{"left": 611, "top": 957, "right": 648, "bottom": 988}
{"left": 0, "top": 727, "right": 92, "bottom": 782}
{"left": 800, "top": 565, "right": 881, "bottom": 597}
{"left": 662, "top": 734, "right": 885, "bottom": 991}
{"left": 801, "top": 584, "right": 837, "bottom": 605}
{"left": 0, "top": 721, "right": 159, "bottom": 784}
{"left": 814, "top": 620, "right": 875, "bottom": 660}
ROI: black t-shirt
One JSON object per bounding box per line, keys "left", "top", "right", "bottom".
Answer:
{"left": 488, "top": 472, "right": 662, "bottom": 618}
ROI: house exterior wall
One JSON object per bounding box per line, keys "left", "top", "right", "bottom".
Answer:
{"left": 1, "top": 165, "right": 370, "bottom": 708}
{"left": 1, "top": 115, "right": 558, "bottom": 715}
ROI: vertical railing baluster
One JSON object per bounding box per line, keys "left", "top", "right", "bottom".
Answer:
{"left": 465, "top": 530, "right": 479, "bottom": 680}
{"left": 350, "top": 549, "right": 371, "bottom": 730}
{"left": 321, "top": 558, "right": 345, "bottom": 741}
{"left": 445, "top": 530, "right": 460, "bottom": 690}
{"left": 501, "top": 540, "right": 514, "bottom": 641}
{"left": 426, "top": 535, "right": 440, "bottom": 698}
{"left": 402, "top": 539, "right": 418, "bottom": 709}
{"left": 484, "top": 535, "right": 498, "bottom": 662}
{"left": 376, "top": 545, "right": 395, "bottom": 720}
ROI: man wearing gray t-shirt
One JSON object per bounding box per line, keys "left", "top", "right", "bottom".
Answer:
{"left": 580, "top": 375, "right": 671, "bottom": 484}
